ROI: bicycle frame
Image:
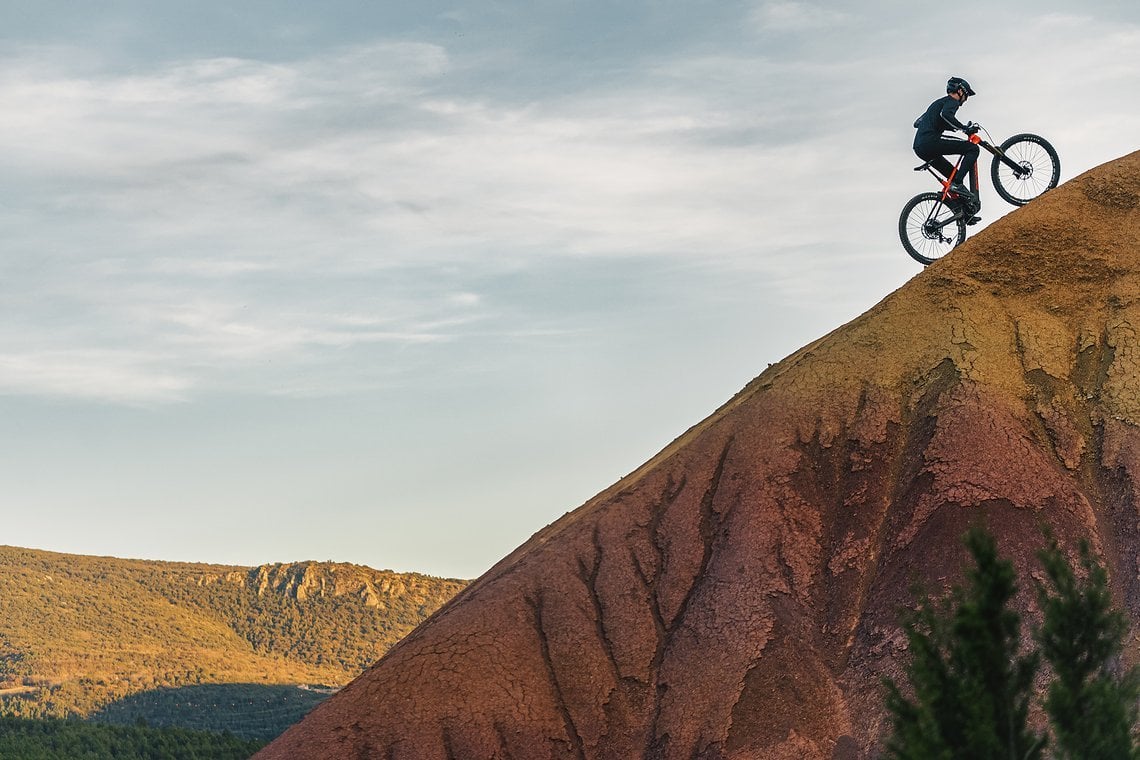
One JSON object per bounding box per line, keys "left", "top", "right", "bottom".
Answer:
{"left": 919, "top": 134, "right": 1032, "bottom": 205}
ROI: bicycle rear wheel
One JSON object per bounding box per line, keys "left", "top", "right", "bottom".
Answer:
{"left": 899, "top": 192, "right": 966, "bottom": 266}
{"left": 991, "top": 133, "right": 1060, "bottom": 206}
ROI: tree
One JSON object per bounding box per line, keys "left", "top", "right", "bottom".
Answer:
{"left": 1036, "top": 535, "right": 1140, "bottom": 759}
{"left": 884, "top": 524, "right": 1045, "bottom": 760}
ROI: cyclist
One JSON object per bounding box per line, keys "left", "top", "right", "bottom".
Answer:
{"left": 913, "top": 76, "right": 981, "bottom": 221}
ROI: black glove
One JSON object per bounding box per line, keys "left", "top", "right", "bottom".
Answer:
{"left": 964, "top": 122, "right": 980, "bottom": 135}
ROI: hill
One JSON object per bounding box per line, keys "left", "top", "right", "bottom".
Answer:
{"left": 259, "top": 149, "right": 1140, "bottom": 760}
{"left": 0, "top": 545, "right": 465, "bottom": 729}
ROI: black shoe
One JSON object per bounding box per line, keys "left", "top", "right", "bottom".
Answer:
{"left": 966, "top": 215, "right": 982, "bottom": 226}
{"left": 950, "top": 182, "right": 973, "bottom": 198}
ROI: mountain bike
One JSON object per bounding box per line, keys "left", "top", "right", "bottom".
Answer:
{"left": 899, "top": 128, "right": 1060, "bottom": 265}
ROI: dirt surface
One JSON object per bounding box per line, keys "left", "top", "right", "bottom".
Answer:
{"left": 258, "top": 149, "right": 1140, "bottom": 759}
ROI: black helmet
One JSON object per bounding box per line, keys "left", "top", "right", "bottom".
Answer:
{"left": 947, "top": 76, "right": 976, "bottom": 96}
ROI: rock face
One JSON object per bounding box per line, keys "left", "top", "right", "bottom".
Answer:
{"left": 242, "top": 562, "right": 432, "bottom": 607}
{"left": 258, "top": 150, "right": 1140, "bottom": 759}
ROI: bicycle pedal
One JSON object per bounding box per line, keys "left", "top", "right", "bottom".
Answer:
{"left": 966, "top": 215, "right": 982, "bottom": 226}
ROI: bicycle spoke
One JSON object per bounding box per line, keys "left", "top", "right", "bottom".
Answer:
{"left": 1006, "top": 145, "right": 1049, "bottom": 193}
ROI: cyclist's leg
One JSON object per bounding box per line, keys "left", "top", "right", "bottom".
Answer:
{"left": 914, "top": 146, "right": 956, "bottom": 183}
{"left": 916, "top": 144, "right": 971, "bottom": 216}
{"left": 931, "top": 138, "right": 979, "bottom": 188}
{"left": 958, "top": 144, "right": 980, "bottom": 183}
{"left": 932, "top": 156, "right": 956, "bottom": 181}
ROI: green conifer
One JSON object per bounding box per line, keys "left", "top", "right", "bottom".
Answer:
{"left": 884, "top": 524, "right": 1045, "bottom": 760}
{"left": 1036, "top": 535, "right": 1140, "bottom": 760}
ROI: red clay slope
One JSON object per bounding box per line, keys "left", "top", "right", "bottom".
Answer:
{"left": 258, "top": 149, "right": 1140, "bottom": 759}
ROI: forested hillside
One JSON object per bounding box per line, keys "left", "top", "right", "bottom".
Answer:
{"left": 0, "top": 715, "right": 265, "bottom": 759}
{"left": 91, "top": 684, "right": 331, "bottom": 740}
{"left": 0, "top": 546, "right": 465, "bottom": 722}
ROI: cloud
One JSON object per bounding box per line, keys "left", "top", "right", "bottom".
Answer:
{"left": 0, "top": 350, "right": 191, "bottom": 404}
{"left": 0, "top": 36, "right": 863, "bottom": 269}
{"left": 0, "top": 30, "right": 900, "bottom": 407}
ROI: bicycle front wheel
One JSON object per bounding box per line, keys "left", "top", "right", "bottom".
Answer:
{"left": 899, "top": 192, "right": 966, "bottom": 266}
{"left": 991, "top": 133, "right": 1060, "bottom": 206}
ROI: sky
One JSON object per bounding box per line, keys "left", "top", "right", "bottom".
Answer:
{"left": 2, "top": 1, "right": 1138, "bottom": 579}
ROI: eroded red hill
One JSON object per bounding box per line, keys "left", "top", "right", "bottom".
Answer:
{"left": 259, "top": 150, "right": 1140, "bottom": 759}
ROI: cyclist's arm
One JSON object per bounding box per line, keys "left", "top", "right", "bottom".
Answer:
{"left": 938, "top": 100, "right": 970, "bottom": 133}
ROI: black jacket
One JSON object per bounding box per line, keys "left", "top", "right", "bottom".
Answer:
{"left": 913, "top": 95, "right": 970, "bottom": 148}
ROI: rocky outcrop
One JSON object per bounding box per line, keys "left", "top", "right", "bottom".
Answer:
{"left": 258, "top": 150, "right": 1140, "bottom": 759}
{"left": 190, "top": 561, "right": 448, "bottom": 608}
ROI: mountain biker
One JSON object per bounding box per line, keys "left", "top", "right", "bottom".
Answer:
{"left": 913, "top": 76, "right": 981, "bottom": 220}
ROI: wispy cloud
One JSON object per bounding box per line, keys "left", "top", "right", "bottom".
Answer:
{"left": 1, "top": 36, "right": 835, "bottom": 406}
{"left": 0, "top": 350, "right": 190, "bottom": 404}
{"left": 0, "top": 36, "right": 868, "bottom": 266}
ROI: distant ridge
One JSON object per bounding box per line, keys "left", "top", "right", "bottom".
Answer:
{"left": 260, "top": 149, "right": 1140, "bottom": 759}
{"left": 0, "top": 545, "right": 465, "bottom": 729}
